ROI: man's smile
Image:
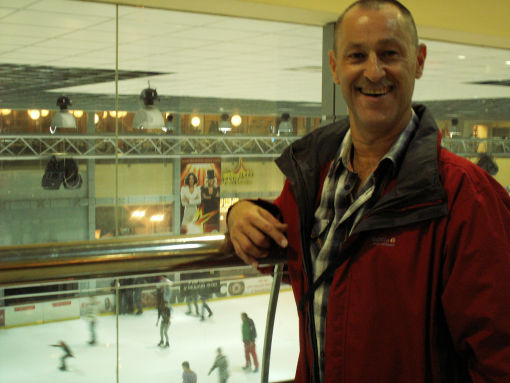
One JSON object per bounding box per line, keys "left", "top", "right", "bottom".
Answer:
{"left": 356, "top": 85, "right": 394, "bottom": 97}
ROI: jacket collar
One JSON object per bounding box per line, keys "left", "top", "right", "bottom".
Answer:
{"left": 276, "top": 104, "right": 448, "bottom": 231}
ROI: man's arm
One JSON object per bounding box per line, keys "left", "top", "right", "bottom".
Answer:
{"left": 226, "top": 200, "right": 288, "bottom": 267}
{"left": 441, "top": 165, "right": 510, "bottom": 380}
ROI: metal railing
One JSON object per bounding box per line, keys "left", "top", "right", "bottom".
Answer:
{"left": 0, "top": 134, "right": 299, "bottom": 160}
{"left": 0, "top": 233, "right": 287, "bottom": 383}
{"left": 2, "top": 133, "right": 508, "bottom": 161}
{"left": 441, "top": 137, "right": 510, "bottom": 157}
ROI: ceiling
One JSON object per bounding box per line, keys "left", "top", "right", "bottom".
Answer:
{"left": 0, "top": 0, "right": 509, "bottom": 121}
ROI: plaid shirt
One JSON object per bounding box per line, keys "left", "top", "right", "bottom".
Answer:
{"left": 310, "top": 112, "right": 419, "bottom": 380}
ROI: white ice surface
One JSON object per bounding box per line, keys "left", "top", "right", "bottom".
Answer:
{"left": 0, "top": 291, "right": 298, "bottom": 383}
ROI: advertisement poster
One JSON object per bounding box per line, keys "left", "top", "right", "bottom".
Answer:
{"left": 180, "top": 158, "right": 221, "bottom": 234}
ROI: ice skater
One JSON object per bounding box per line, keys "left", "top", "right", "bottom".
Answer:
{"left": 182, "top": 361, "right": 197, "bottom": 383}
{"left": 185, "top": 289, "right": 199, "bottom": 316}
{"left": 86, "top": 295, "right": 99, "bottom": 345}
{"left": 51, "top": 340, "right": 74, "bottom": 371}
{"left": 241, "top": 312, "right": 259, "bottom": 373}
{"left": 208, "top": 347, "right": 229, "bottom": 383}
{"left": 156, "top": 300, "right": 171, "bottom": 348}
{"left": 200, "top": 293, "right": 213, "bottom": 321}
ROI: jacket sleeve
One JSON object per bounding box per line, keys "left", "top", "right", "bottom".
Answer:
{"left": 441, "top": 162, "right": 510, "bottom": 381}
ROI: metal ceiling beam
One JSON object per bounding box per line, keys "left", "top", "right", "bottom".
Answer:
{"left": 1, "top": 134, "right": 509, "bottom": 160}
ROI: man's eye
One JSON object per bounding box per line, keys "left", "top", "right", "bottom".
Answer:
{"left": 348, "top": 52, "right": 364, "bottom": 60}
{"left": 382, "top": 50, "right": 398, "bottom": 58}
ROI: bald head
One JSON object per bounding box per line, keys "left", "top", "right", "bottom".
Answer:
{"left": 334, "top": 0, "right": 418, "bottom": 52}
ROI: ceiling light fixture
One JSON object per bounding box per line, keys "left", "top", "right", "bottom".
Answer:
{"left": 163, "top": 113, "right": 175, "bottom": 133}
{"left": 131, "top": 210, "right": 146, "bottom": 218}
{"left": 150, "top": 214, "right": 164, "bottom": 222}
{"left": 41, "top": 109, "right": 49, "bottom": 117}
{"left": 505, "top": 60, "right": 510, "bottom": 66}
{"left": 73, "top": 110, "right": 84, "bottom": 118}
{"left": 191, "top": 116, "right": 201, "bottom": 128}
{"left": 132, "top": 83, "right": 165, "bottom": 130}
{"left": 277, "top": 113, "right": 293, "bottom": 136}
{"left": 219, "top": 113, "right": 232, "bottom": 134}
{"left": 231, "top": 114, "right": 242, "bottom": 127}
{"left": 1, "top": 109, "right": 12, "bottom": 116}
{"left": 457, "top": 55, "right": 466, "bottom": 60}
{"left": 28, "top": 109, "right": 41, "bottom": 120}
{"left": 49, "top": 96, "right": 76, "bottom": 134}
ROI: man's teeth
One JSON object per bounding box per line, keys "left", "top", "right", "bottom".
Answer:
{"left": 360, "top": 88, "right": 389, "bottom": 96}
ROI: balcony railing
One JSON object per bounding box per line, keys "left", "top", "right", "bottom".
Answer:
{"left": 1, "top": 133, "right": 509, "bottom": 161}
{"left": 0, "top": 234, "right": 288, "bottom": 383}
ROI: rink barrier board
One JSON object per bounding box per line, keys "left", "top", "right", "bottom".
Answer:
{"left": 0, "top": 276, "right": 291, "bottom": 329}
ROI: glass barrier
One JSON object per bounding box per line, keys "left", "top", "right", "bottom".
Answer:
{"left": 0, "top": 269, "right": 298, "bottom": 383}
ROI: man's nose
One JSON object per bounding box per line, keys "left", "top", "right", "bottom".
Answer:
{"left": 364, "top": 53, "right": 385, "bottom": 82}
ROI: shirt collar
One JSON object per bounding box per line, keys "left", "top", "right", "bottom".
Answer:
{"left": 336, "top": 110, "right": 419, "bottom": 177}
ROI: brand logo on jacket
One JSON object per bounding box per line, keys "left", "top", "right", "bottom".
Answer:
{"left": 370, "top": 236, "right": 396, "bottom": 247}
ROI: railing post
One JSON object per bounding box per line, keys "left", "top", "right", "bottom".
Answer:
{"left": 261, "top": 263, "right": 285, "bottom": 383}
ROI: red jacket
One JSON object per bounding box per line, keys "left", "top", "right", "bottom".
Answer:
{"left": 267, "top": 105, "right": 510, "bottom": 382}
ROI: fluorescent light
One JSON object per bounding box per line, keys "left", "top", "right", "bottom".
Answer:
{"left": 150, "top": 214, "right": 164, "bottom": 222}
{"left": 131, "top": 210, "right": 146, "bottom": 218}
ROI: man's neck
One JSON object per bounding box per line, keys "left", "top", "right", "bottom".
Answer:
{"left": 349, "top": 111, "right": 412, "bottom": 186}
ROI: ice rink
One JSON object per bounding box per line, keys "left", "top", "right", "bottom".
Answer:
{"left": 0, "top": 290, "right": 298, "bottom": 383}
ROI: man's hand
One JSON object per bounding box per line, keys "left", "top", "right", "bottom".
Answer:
{"left": 227, "top": 200, "right": 288, "bottom": 267}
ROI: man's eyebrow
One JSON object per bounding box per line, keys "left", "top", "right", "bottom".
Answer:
{"left": 344, "top": 42, "right": 365, "bottom": 50}
{"left": 377, "top": 38, "right": 406, "bottom": 47}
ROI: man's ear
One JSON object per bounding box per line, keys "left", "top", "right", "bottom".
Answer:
{"left": 415, "top": 43, "right": 427, "bottom": 79}
{"left": 329, "top": 50, "right": 340, "bottom": 85}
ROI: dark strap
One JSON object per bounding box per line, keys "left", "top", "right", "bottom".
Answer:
{"left": 298, "top": 240, "right": 362, "bottom": 312}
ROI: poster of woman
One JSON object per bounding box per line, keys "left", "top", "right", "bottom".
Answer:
{"left": 180, "top": 158, "right": 221, "bottom": 234}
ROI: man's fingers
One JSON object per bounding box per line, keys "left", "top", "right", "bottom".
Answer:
{"left": 227, "top": 200, "right": 288, "bottom": 266}
{"left": 255, "top": 208, "right": 288, "bottom": 248}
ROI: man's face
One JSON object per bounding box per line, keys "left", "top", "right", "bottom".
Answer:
{"left": 329, "top": 4, "right": 426, "bottom": 134}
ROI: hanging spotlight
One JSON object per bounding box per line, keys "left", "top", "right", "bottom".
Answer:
{"left": 41, "top": 109, "right": 49, "bottom": 117}
{"left": 49, "top": 96, "right": 77, "bottom": 134}
{"left": 219, "top": 113, "right": 232, "bottom": 134}
{"left": 132, "top": 84, "right": 165, "bottom": 130}
{"left": 449, "top": 118, "right": 460, "bottom": 138}
{"left": 277, "top": 113, "right": 293, "bottom": 136}
{"left": 94, "top": 113, "right": 100, "bottom": 124}
{"left": 163, "top": 113, "right": 176, "bottom": 133}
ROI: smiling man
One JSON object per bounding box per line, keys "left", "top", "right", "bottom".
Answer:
{"left": 225, "top": 1, "right": 510, "bottom": 382}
